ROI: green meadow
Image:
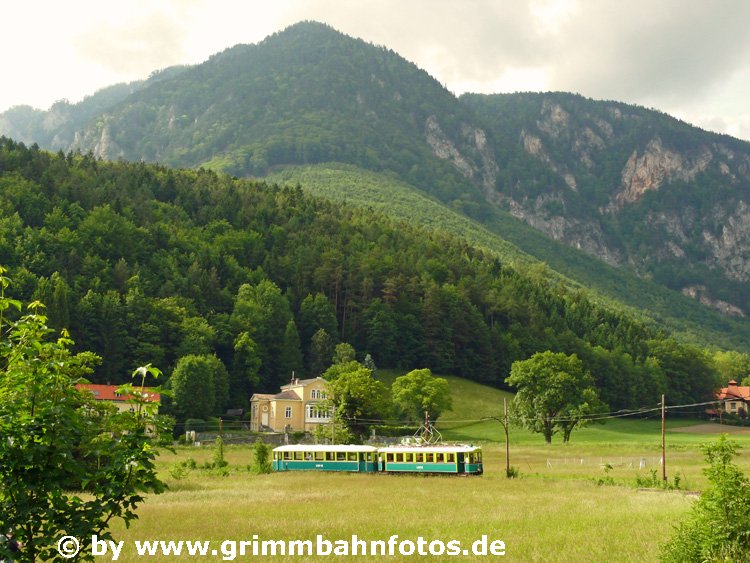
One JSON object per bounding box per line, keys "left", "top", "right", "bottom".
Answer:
{"left": 107, "top": 376, "right": 750, "bottom": 562}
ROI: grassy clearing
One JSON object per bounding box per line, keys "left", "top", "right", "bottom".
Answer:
{"left": 105, "top": 418, "right": 750, "bottom": 562}
{"left": 105, "top": 375, "right": 750, "bottom": 561}
{"left": 111, "top": 443, "right": 693, "bottom": 562}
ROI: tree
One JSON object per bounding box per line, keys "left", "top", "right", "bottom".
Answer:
{"left": 308, "top": 328, "right": 334, "bottom": 376}
{"left": 506, "top": 351, "right": 605, "bottom": 444}
{"left": 391, "top": 368, "right": 452, "bottom": 422}
{"left": 648, "top": 339, "right": 718, "bottom": 405}
{"left": 231, "top": 280, "right": 293, "bottom": 389}
{"left": 0, "top": 270, "right": 168, "bottom": 561}
{"left": 298, "top": 292, "right": 338, "bottom": 353}
{"left": 171, "top": 354, "right": 229, "bottom": 419}
{"left": 713, "top": 350, "right": 750, "bottom": 385}
{"left": 363, "top": 353, "right": 377, "bottom": 374}
{"left": 232, "top": 331, "right": 261, "bottom": 394}
{"left": 661, "top": 436, "right": 750, "bottom": 562}
{"left": 251, "top": 440, "right": 272, "bottom": 474}
{"left": 278, "top": 320, "right": 303, "bottom": 380}
{"left": 332, "top": 342, "right": 356, "bottom": 365}
{"left": 326, "top": 364, "right": 389, "bottom": 439}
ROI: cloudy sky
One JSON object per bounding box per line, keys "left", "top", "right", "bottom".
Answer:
{"left": 4, "top": 0, "right": 750, "bottom": 140}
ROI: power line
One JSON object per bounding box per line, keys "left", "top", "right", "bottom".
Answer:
{"left": 339, "top": 398, "right": 722, "bottom": 426}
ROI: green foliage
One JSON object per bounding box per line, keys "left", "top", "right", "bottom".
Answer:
{"left": 309, "top": 328, "right": 335, "bottom": 376}
{"left": 0, "top": 137, "right": 727, "bottom": 414}
{"left": 327, "top": 363, "right": 389, "bottom": 438}
{"left": 212, "top": 436, "right": 229, "bottom": 469}
{"left": 0, "top": 269, "right": 167, "bottom": 561}
{"left": 171, "top": 355, "right": 229, "bottom": 419}
{"left": 506, "top": 351, "right": 606, "bottom": 444}
{"left": 648, "top": 339, "right": 718, "bottom": 405}
{"left": 391, "top": 368, "right": 453, "bottom": 422}
{"left": 3, "top": 20, "right": 750, "bottom": 356}
{"left": 184, "top": 418, "right": 205, "bottom": 432}
{"left": 713, "top": 350, "right": 750, "bottom": 384}
{"left": 363, "top": 353, "right": 377, "bottom": 374}
{"left": 332, "top": 342, "right": 356, "bottom": 365}
{"left": 635, "top": 469, "right": 683, "bottom": 491}
{"left": 661, "top": 436, "right": 750, "bottom": 562}
{"left": 279, "top": 320, "right": 303, "bottom": 380}
{"left": 251, "top": 440, "right": 272, "bottom": 474}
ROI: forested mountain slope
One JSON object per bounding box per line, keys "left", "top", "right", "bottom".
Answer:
{"left": 1, "top": 21, "right": 748, "bottom": 338}
{"left": 462, "top": 92, "right": 750, "bottom": 319}
{"left": 267, "top": 163, "right": 750, "bottom": 350}
{"left": 0, "top": 138, "right": 721, "bottom": 410}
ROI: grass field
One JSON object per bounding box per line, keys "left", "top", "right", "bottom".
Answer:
{"left": 100, "top": 373, "right": 750, "bottom": 561}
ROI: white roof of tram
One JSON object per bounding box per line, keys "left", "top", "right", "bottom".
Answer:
{"left": 273, "top": 444, "right": 480, "bottom": 453}
{"left": 378, "top": 445, "right": 481, "bottom": 453}
{"left": 273, "top": 444, "right": 378, "bottom": 453}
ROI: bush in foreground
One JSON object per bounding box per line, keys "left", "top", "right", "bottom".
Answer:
{"left": 0, "top": 268, "right": 168, "bottom": 561}
{"left": 661, "top": 435, "right": 750, "bottom": 562}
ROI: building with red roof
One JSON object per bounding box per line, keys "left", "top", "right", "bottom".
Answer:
{"left": 709, "top": 380, "right": 750, "bottom": 418}
{"left": 76, "top": 383, "right": 160, "bottom": 414}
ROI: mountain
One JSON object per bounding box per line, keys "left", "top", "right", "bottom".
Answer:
{"left": 1, "top": 21, "right": 748, "bottom": 347}
{"left": 461, "top": 92, "right": 750, "bottom": 318}
{"left": 0, "top": 65, "right": 188, "bottom": 149}
{"left": 2, "top": 137, "right": 717, "bottom": 410}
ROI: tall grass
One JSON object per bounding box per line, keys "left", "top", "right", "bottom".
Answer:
{"left": 110, "top": 443, "right": 696, "bottom": 562}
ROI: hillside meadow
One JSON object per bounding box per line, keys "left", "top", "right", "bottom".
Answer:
{"left": 104, "top": 416, "right": 750, "bottom": 562}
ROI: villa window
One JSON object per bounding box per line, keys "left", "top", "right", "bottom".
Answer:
{"left": 285, "top": 406, "right": 292, "bottom": 419}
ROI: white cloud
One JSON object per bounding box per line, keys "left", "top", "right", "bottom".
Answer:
{"left": 2, "top": 0, "right": 750, "bottom": 141}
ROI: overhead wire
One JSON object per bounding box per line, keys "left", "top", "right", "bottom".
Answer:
{"left": 336, "top": 398, "right": 726, "bottom": 426}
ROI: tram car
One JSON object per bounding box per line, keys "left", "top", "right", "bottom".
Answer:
{"left": 271, "top": 444, "right": 482, "bottom": 475}
{"left": 378, "top": 444, "right": 483, "bottom": 475}
{"left": 272, "top": 444, "right": 379, "bottom": 473}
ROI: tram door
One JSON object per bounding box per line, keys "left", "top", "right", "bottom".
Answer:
{"left": 457, "top": 452, "right": 465, "bottom": 473}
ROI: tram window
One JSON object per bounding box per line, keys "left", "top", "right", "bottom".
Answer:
{"left": 347, "top": 452, "right": 357, "bottom": 461}
{"left": 283, "top": 452, "right": 291, "bottom": 460}
{"left": 425, "top": 453, "right": 434, "bottom": 463}
{"left": 436, "top": 453, "right": 444, "bottom": 463}
{"left": 314, "top": 451, "right": 325, "bottom": 461}
{"left": 386, "top": 453, "right": 394, "bottom": 462}
{"left": 446, "top": 453, "right": 455, "bottom": 463}
{"left": 326, "top": 452, "right": 335, "bottom": 461}
{"left": 336, "top": 452, "right": 346, "bottom": 461}
{"left": 365, "top": 453, "right": 372, "bottom": 461}
{"left": 294, "top": 452, "right": 303, "bottom": 460}
{"left": 273, "top": 453, "right": 278, "bottom": 460}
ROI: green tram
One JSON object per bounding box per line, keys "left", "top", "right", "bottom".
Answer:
{"left": 379, "top": 445, "right": 483, "bottom": 475}
{"left": 273, "top": 444, "right": 379, "bottom": 473}
{"left": 272, "top": 444, "right": 483, "bottom": 475}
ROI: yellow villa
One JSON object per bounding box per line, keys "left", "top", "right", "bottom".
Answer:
{"left": 249, "top": 376, "right": 331, "bottom": 432}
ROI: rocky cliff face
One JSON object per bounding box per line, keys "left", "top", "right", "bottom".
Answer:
{"left": 452, "top": 93, "right": 750, "bottom": 316}
{"left": 614, "top": 137, "right": 712, "bottom": 207}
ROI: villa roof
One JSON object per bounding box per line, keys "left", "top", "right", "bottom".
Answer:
{"left": 76, "top": 383, "right": 160, "bottom": 403}
{"left": 281, "top": 377, "right": 326, "bottom": 389}
{"left": 716, "top": 380, "right": 750, "bottom": 401}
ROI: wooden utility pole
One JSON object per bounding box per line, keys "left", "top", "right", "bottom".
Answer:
{"left": 504, "top": 398, "right": 511, "bottom": 477}
{"left": 484, "top": 398, "right": 511, "bottom": 478}
{"left": 661, "top": 394, "right": 666, "bottom": 482}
